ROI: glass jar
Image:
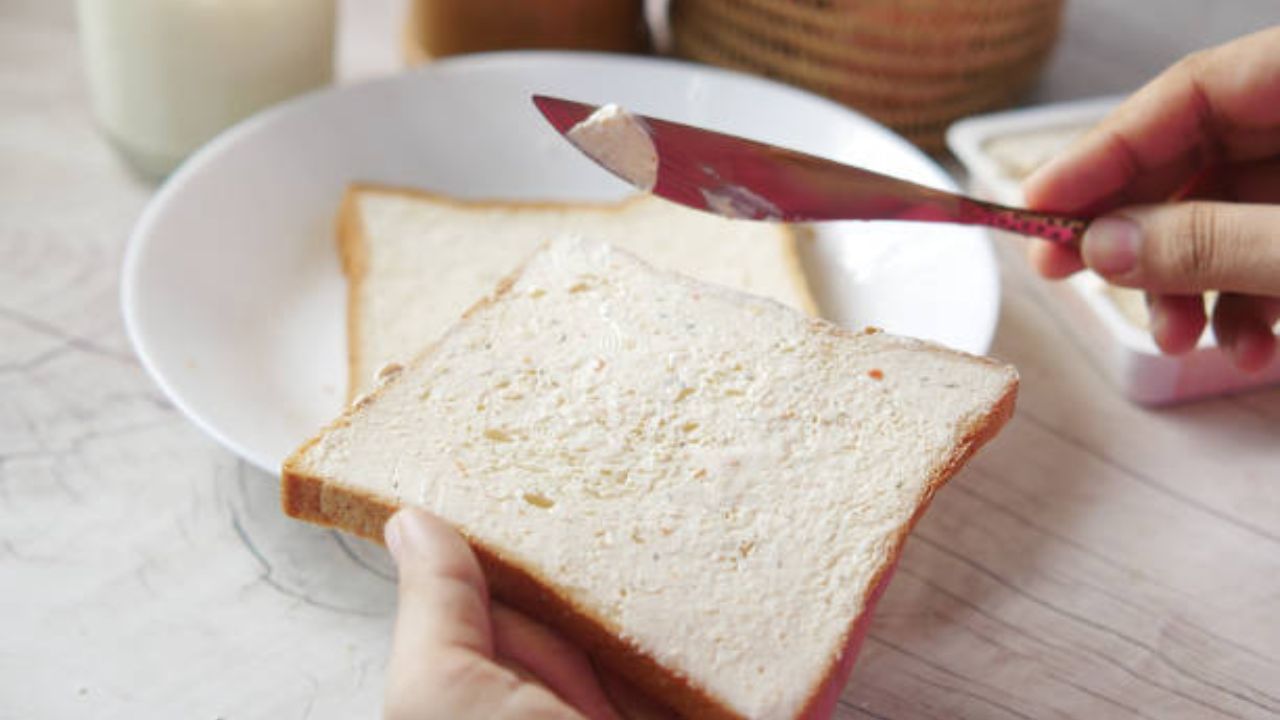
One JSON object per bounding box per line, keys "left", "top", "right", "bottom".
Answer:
{"left": 77, "top": 0, "right": 336, "bottom": 179}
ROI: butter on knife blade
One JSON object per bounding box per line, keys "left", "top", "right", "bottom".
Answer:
{"left": 565, "top": 103, "right": 659, "bottom": 192}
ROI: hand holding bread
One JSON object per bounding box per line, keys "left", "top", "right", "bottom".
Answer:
{"left": 384, "top": 507, "right": 644, "bottom": 720}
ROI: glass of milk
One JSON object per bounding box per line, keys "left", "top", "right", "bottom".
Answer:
{"left": 77, "top": 0, "right": 336, "bottom": 179}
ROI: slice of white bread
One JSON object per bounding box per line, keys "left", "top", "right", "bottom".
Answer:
{"left": 338, "top": 184, "right": 816, "bottom": 399}
{"left": 285, "top": 238, "right": 1017, "bottom": 719}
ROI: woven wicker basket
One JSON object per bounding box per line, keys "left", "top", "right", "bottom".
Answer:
{"left": 671, "top": 0, "right": 1064, "bottom": 151}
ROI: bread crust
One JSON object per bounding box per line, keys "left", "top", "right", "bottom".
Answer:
{"left": 336, "top": 183, "right": 819, "bottom": 402}
{"left": 783, "top": 224, "right": 820, "bottom": 317}
{"left": 336, "top": 187, "right": 370, "bottom": 404}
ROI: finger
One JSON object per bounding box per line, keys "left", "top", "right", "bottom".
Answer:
{"left": 1148, "top": 293, "right": 1208, "bottom": 355}
{"left": 383, "top": 508, "right": 495, "bottom": 720}
{"left": 383, "top": 509, "right": 584, "bottom": 720}
{"left": 1024, "top": 26, "right": 1280, "bottom": 214}
{"left": 385, "top": 508, "right": 493, "bottom": 660}
{"left": 1211, "top": 293, "right": 1280, "bottom": 372}
{"left": 492, "top": 604, "right": 622, "bottom": 720}
{"left": 1078, "top": 202, "right": 1280, "bottom": 295}
{"left": 1027, "top": 238, "right": 1085, "bottom": 279}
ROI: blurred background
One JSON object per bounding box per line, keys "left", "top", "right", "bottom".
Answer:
{"left": 59, "top": 0, "right": 1280, "bottom": 178}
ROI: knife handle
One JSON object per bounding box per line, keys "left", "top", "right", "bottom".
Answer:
{"left": 958, "top": 198, "right": 1088, "bottom": 246}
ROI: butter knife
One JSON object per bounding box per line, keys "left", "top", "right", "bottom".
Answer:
{"left": 533, "top": 95, "right": 1088, "bottom": 245}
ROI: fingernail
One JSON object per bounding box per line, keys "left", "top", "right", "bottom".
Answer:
{"left": 385, "top": 508, "right": 434, "bottom": 566}
{"left": 384, "top": 512, "right": 404, "bottom": 564}
{"left": 1083, "top": 216, "right": 1142, "bottom": 276}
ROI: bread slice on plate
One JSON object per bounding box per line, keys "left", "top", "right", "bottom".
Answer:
{"left": 285, "top": 237, "right": 1017, "bottom": 720}
{"left": 338, "top": 184, "right": 816, "bottom": 399}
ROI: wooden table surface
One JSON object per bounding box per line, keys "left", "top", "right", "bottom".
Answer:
{"left": 3, "top": 1, "right": 1278, "bottom": 718}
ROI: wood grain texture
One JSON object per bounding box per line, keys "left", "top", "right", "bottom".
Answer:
{"left": 1, "top": 1, "right": 1277, "bottom": 719}
{"left": 831, "top": 240, "right": 1280, "bottom": 720}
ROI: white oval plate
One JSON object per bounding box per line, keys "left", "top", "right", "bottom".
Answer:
{"left": 122, "top": 52, "right": 999, "bottom": 473}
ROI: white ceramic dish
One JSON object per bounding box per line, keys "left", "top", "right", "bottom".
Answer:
{"left": 948, "top": 97, "right": 1280, "bottom": 405}
{"left": 122, "top": 51, "right": 1000, "bottom": 473}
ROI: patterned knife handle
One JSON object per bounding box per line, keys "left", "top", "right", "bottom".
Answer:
{"left": 959, "top": 198, "right": 1090, "bottom": 246}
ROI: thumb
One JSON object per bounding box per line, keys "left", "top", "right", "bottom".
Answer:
{"left": 1079, "top": 202, "right": 1280, "bottom": 295}
{"left": 383, "top": 508, "right": 498, "bottom": 719}
{"left": 385, "top": 508, "right": 494, "bottom": 660}
{"left": 383, "top": 510, "right": 588, "bottom": 720}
